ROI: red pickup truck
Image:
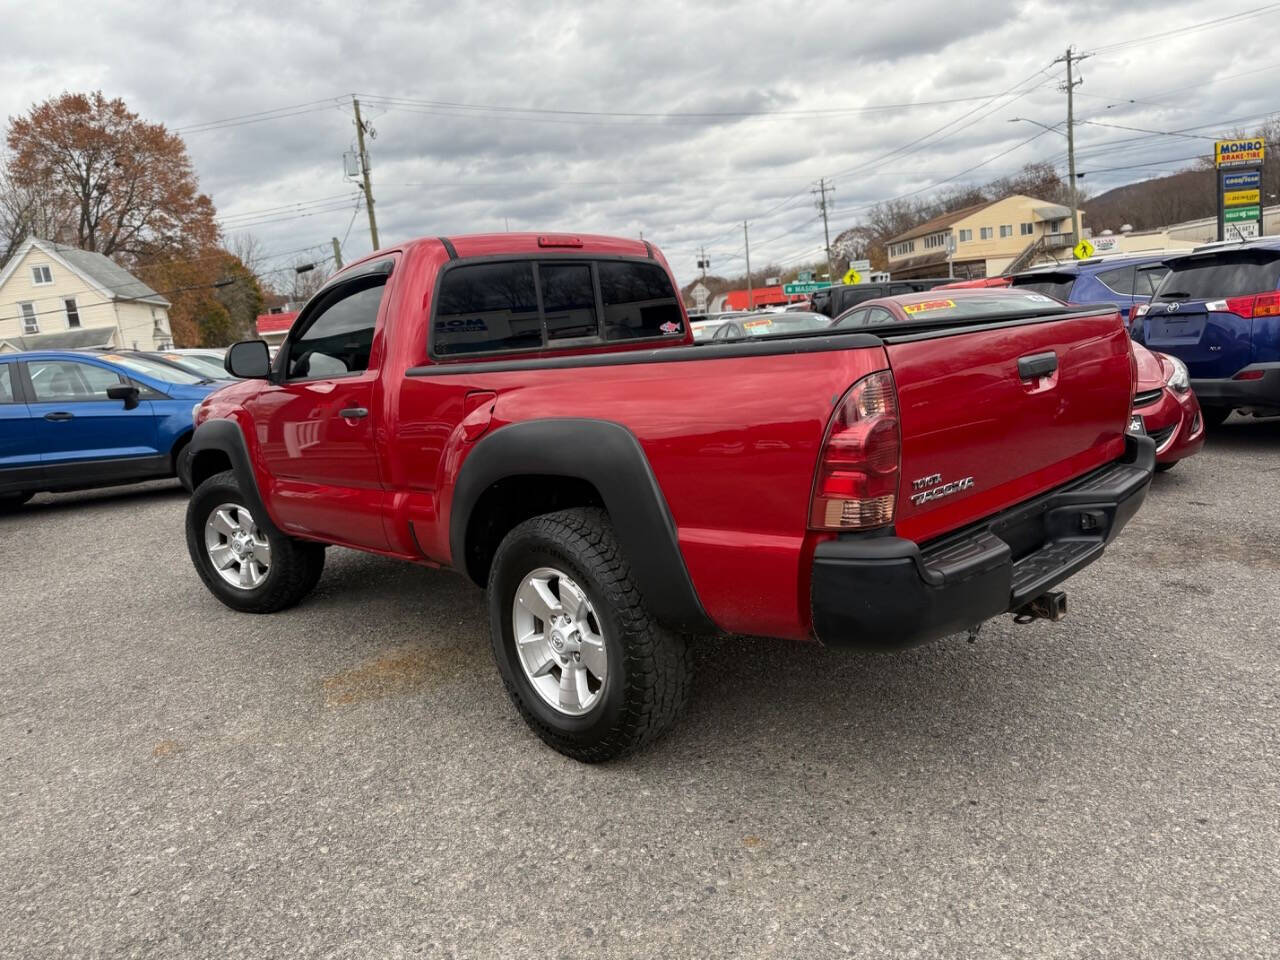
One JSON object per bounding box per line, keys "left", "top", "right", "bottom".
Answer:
{"left": 185, "top": 233, "right": 1154, "bottom": 761}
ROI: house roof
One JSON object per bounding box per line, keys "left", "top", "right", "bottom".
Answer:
{"left": 888, "top": 201, "right": 999, "bottom": 245}
{"left": 0, "top": 324, "right": 117, "bottom": 353}
{"left": 0, "top": 238, "right": 170, "bottom": 306}
{"left": 257, "top": 311, "right": 297, "bottom": 335}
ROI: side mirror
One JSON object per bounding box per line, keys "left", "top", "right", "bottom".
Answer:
{"left": 106, "top": 384, "right": 140, "bottom": 410}
{"left": 225, "top": 339, "right": 272, "bottom": 379}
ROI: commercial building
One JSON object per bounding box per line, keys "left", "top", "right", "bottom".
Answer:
{"left": 885, "top": 195, "right": 1087, "bottom": 280}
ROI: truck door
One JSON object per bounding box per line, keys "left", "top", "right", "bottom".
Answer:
{"left": 245, "top": 263, "right": 393, "bottom": 549}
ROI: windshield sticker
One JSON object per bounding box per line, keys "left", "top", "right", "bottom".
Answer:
{"left": 743, "top": 318, "right": 772, "bottom": 329}
{"left": 902, "top": 299, "right": 956, "bottom": 314}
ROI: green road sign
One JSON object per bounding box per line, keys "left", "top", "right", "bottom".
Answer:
{"left": 796, "top": 271, "right": 813, "bottom": 283}
{"left": 782, "top": 281, "right": 829, "bottom": 295}
{"left": 1224, "top": 206, "right": 1261, "bottom": 222}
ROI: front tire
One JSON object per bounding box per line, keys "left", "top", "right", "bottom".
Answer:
{"left": 487, "top": 507, "right": 692, "bottom": 762}
{"left": 185, "top": 470, "right": 325, "bottom": 613}
{"left": 0, "top": 491, "right": 33, "bottom": 512}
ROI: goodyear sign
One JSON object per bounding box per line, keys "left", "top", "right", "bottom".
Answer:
{"left": 1223, "top": 170, "right": 1261, "bottom": 190}
{"left": 1216, "top": 138, "right": 1265, "bottom": 168}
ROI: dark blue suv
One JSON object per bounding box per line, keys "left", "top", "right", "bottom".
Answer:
{"left": 1132, "top": 239, "right": 1280, "bottom": 424}
{"left": 1009, "top": 252, "right": 1175, "bottom": 323}
{"left": 0, "top": 350, "right": 222, "bottom": 509}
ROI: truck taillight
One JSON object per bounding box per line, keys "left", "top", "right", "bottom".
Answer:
{"left": 809, "top": 370, "right": 901, "bottom": 531}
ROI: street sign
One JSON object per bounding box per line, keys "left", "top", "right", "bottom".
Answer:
{"left": 1223, "top": 170, "right": 1261, "bottom": 190}
{"left": 690, "top": 281, "right": 709, "bottom": 311}
{"left": 796, "top": 270, "right": 813, "bottom": 283}
{"left": 1090, "top": 235, "right": 1120, "bottom": 254}
{"left": 1225, "top": 206, "right": 1262, "bottom": 222}
{"left": 1224, "top": 188, "right": 1261, "bottom": 207}
{"left": 1073, "top": 237, "right": 1095, "bottom": 260}
{"left": 1226, "top": 220, "right": 1261, "bottom": 241}
{"left": 782, "top": 281, "right": 829, "bottom": 295}
{"left": 848, "top": 259, "right": 871, "bottom": 272}
{"left": 1216, "top": 138, "right": 1266, "bottom": 168}
{"left": 842, "top": 268, "right": 862, "bottom": 285}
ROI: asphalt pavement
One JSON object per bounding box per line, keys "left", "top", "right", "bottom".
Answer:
{"left": 3, "top": 420, "right": 1279, "bottom": 959}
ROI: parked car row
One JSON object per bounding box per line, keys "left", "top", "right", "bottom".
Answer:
{"left": 0, "top": 347, "right": 230, "bottom": 508}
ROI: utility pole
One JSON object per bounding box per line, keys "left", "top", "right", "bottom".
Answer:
{"left": 1055, "top": 47, "right": 1089, "bottom": 248}
{"left": 698, "top": 245, "right": 707, "bottom": 279}
{"left": 331, "top": 237, "right": 343, "bottom": 270}
{"left": 813, "top": 178, "right": 835, "bottom": 281}
{"left": 743, "top": 221, "right": 753, "bottom": 310}
{"left": 352, "top": 97, "right": 380, "bottom": 250}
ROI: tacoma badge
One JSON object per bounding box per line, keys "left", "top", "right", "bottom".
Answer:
{"left": 910, "top": 473, "right": 975, "bottom": 506}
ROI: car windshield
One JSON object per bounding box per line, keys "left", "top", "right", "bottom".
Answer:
{"left": 1011, "top": 274, "right": 1076, "bottom": 299}
{"left": 98, "top": 353, "right": 205, "bottom": 384}
{"left": 161, "top": 353, "right": 228, "bottom": 378}
{"left": 749, "top": 313, "right": 830, "bottom": 334}
{"left": 889, "top": 293, "right": 1069, "bottom": 323}
{"left": 1153, "top": 250, "right": 1280, "bottom": 301}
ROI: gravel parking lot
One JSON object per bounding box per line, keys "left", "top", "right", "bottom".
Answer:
{"left": 3, "top": 421, "right": 1278, "bottom": 959}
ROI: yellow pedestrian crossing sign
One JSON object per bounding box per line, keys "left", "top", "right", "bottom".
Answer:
{"left": 1073, "top": 237, "right": 1094, "bottom": 260}
{"left": 842, "top": 268, "right": 862, "bottom": 285}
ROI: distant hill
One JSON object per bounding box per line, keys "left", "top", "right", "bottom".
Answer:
{"left": 1083, "top": 167, "right": 1216, "bottom": 234}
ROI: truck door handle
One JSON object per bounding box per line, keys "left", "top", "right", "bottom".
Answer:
{"left": 338, "top": 406, "right": 368, "bottom": 420}
{"left": 43, "top": 411, "right": 74, "bottom": 421}
{"left": 1017, "top": 352, "right": 1058, "bottom": 380}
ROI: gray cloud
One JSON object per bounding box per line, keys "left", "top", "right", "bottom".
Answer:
{"left": 2, "top": 0, "right": 1275, "bottom": 285}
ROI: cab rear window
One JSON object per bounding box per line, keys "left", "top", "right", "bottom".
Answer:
{"left": 1011, "top": 274, "right": 1075, "bottom": 299}
{"left": 1154, "top": 251, "right": 1280, "bottom": 301}
{"left": 432, "top": 258, "right": 683, "bottom": 356}
{"left": 894, "top": 294, "right": 1068, "bottom": 321}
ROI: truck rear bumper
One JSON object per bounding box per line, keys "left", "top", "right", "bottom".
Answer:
{"left": 1190, "top": 363, "right": 1280, "bottom": 412}
{"left": 810, "top": 436, "right": 1155, "bottom": 651}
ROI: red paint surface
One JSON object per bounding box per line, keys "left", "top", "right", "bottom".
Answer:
{"left": 199, "top": 234, "right": 1137, "bottom": 641}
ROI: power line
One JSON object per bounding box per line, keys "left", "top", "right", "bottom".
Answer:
{"left": 1087, "top": 4, "right": 1280, "bottom": 55}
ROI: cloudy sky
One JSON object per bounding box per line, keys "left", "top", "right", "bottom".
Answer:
{"left": 2, "top": 0, "right": 1276, "bottom": 287}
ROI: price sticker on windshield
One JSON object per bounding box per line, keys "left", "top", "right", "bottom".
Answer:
{"left": 902, "top": 299, "right": 956, "bottom": 315}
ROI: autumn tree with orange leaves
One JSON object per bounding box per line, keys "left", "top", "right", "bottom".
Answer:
{"left": 4, "top": 91, "right": 231, "bottom": 344}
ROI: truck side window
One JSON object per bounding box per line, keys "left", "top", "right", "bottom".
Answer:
{"left": 435, "top": 262, "right": 541, "bottom": 355}
{"left": 287, "top": 280, "right": 386, "bottom": 379}
{"left": 597, "top": 261, "right": 683, "bottom": 340}
{"left": 0, "top": 363, "right": 15, "bottom": 402}
{"left": 540, "top": 263, "right": 598, "bottom": 341}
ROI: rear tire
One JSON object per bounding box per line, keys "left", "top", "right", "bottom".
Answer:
{"left": 487, "top": 507, "right": 693, "bottom": 762}
{"left": 0, "top": 491, "right": 33, "bottom": 512}
{"left": 185, "top": 470, "right": 325, "bottom": 613}
{"left": 1202, "top": 406, "right": 1233, "bottom": 428}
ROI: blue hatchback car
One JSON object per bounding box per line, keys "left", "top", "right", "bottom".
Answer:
{"left": 1009, "top": 252, "right": 1177, "bottom": 323}
{"left": 1132, "top": 238, "right": 1280, "bottom": 424}
{"left": 0, "top": 350, "right": 223, "bottom": 509}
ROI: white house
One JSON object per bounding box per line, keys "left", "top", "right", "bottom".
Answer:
{"left": 0, "top": 238, "right": 173, "bottom": 353}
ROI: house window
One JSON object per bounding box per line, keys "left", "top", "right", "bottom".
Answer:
{"left": 958, "top": 229, "right": 972, "bottom": 242}
{"left": 31, "top": 264, "right": 52, "bottom": 285}
{"left": 980, "top": 227, "right": 993, "bottom": 240}
{"left": 65, "top": 298, "right": 81, "bottom": 328}
{"left": 923, "top": 233, "right": 948, "bottom": 250}
{"left": 1020, "top": 222, "right": 1034, "bottom": 236}
{"left": 1000, "top": 224, "right": 1013, "bottom": 238}
{"left": 889, "top": 240, "right": 916, "bottom": 257}
{"left": 20, "top": 302, "right": 38, "bottom": 335}
{"left": 1050, "top": 219, "right": 1064, "bottom": 232}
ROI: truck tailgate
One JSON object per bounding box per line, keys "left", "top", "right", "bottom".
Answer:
{"left": 885, "top": 311, "right": 1132, "bottom": 544}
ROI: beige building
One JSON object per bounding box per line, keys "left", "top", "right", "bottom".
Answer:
{"left": 886, "top": 194, "right": 1086, "bottom": 279}
{"left": 0, "top": 238, "right": 172, "bottom": 353}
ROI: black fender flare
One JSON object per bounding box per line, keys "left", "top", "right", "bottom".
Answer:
{"left": 449, "top": 419, "right": 715, "bottom": 634}
{"left": 187, "top": 419, "right": 282, "bottom": 537}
